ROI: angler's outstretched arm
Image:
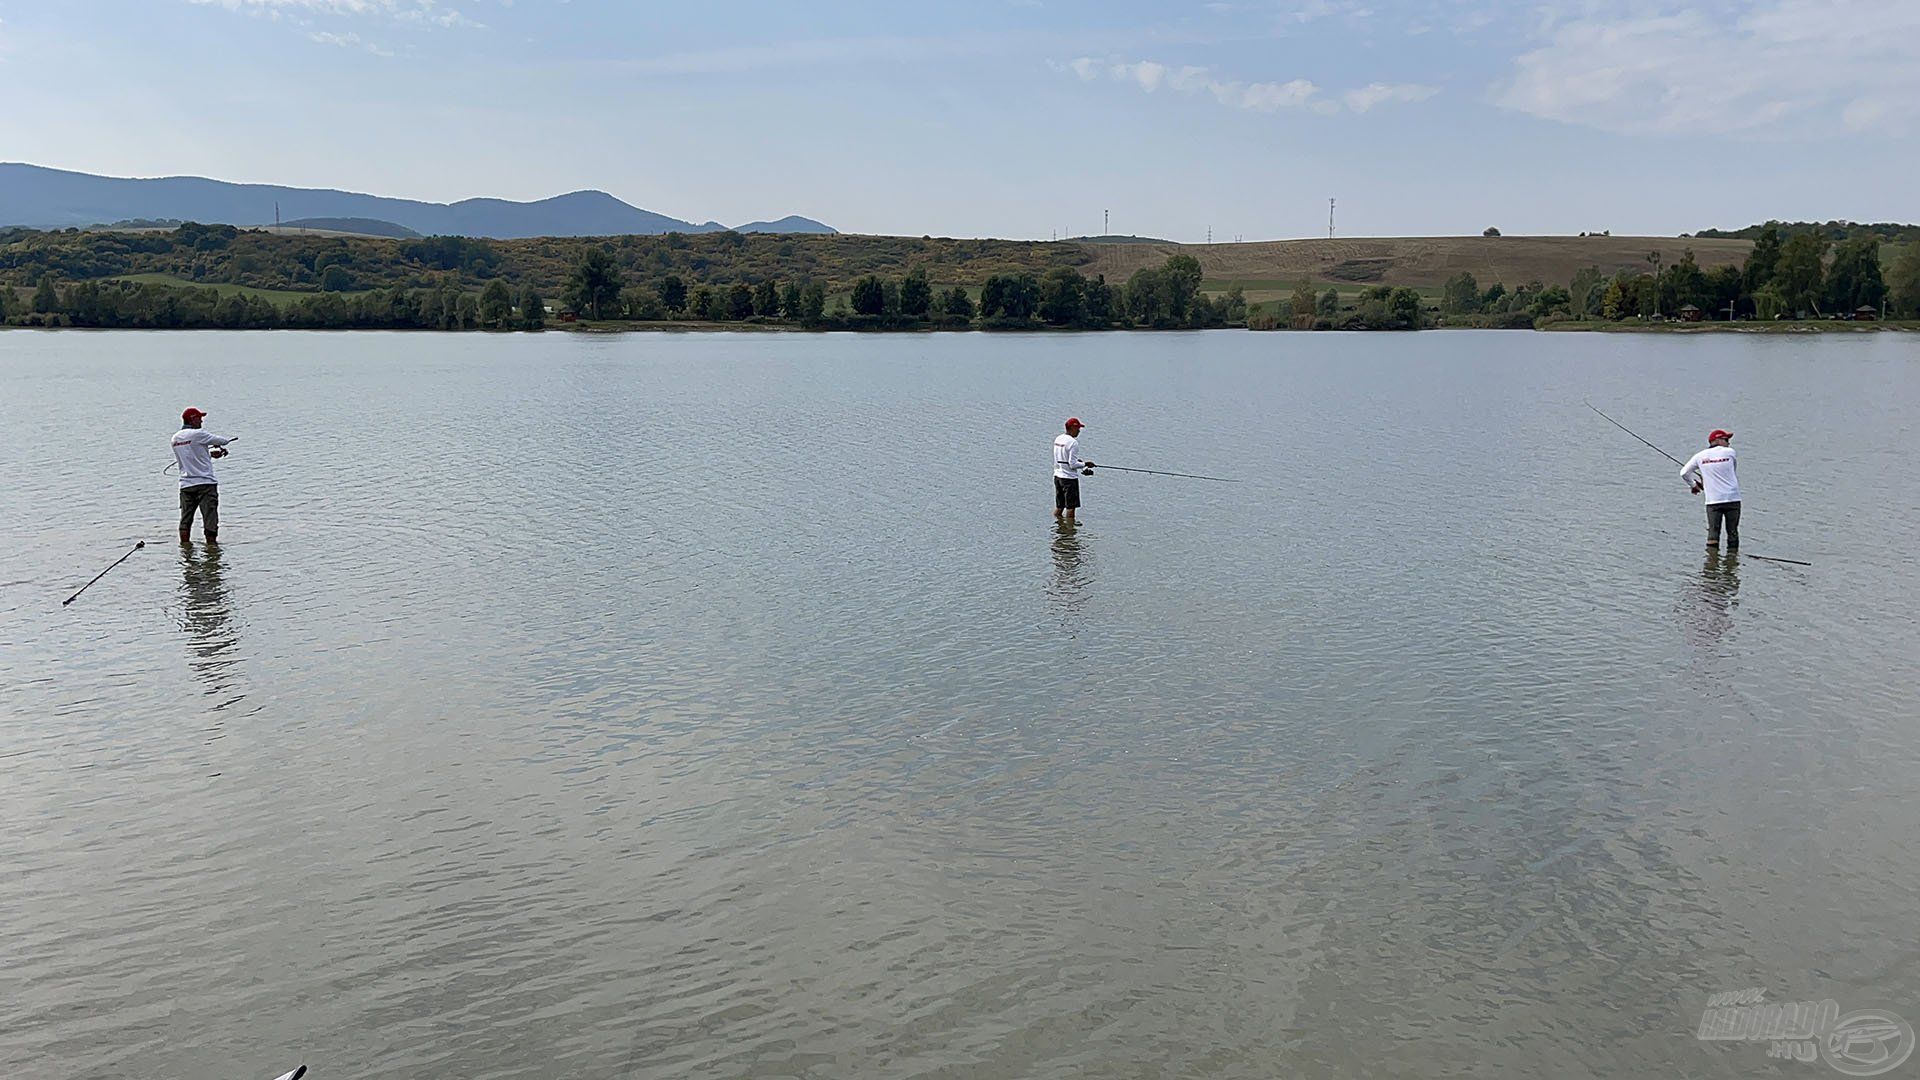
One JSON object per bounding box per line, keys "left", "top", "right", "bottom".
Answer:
{"left": 1679, "top": 452, "right": 1703, "bottom": 492}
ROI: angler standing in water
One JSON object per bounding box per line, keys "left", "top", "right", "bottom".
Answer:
{"left": 1680, "top": 429, "right": 1740, "bottom": 551}
{"left": 172, "top": 407, "right": 235, "bottom": 544}
{"left": 1052, "top": 417, "right": 1095, "bottom": 522}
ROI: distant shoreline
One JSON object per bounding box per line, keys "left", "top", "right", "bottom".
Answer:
{"left": 1533, "top": 319, "right": 1917, "bottom": 334}
{"left": 8, "top": 320, "right": 1913, "bottom": 335}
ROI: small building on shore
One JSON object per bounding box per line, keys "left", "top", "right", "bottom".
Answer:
{"left": 1855, "top": 305, "right": 1878, "bottom": 321}
{"left": 1678, "top": 304, "right": 1704, "bottom": 322}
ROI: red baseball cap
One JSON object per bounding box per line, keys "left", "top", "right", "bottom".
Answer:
{"left": 1708, "top": 428, "right": 1731, "bottom": 442}
{"left": 182, "top": 407, "right": 207, "bottom": 423}
{"left": 1064, "top": 417, "right": 1085, "bottom": 429}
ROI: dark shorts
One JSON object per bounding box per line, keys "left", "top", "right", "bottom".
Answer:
{"left": 1706, "top": 500, "right": 1740, "bottom": 547}
{"left": 1054, "top": 476, "right": 1080, "bottom": 510}
{"left": 180, "top": 483, "right": 219, "bottom": 533}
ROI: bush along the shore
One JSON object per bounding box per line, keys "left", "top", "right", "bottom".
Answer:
{"left": 2, "top": 251, "right": 1250, "bottom": 332}
{"left": 1252, "top": 282, "right": 1428, "bottom": 331}
{"left": 2, "top": 276, "right": 546, "bottom": 330}
{"left": 1437, "top": 224, "right": 1920, "bottom": 326}
{"left": 10, "top": 219, "right": 1919, "bottom": 332}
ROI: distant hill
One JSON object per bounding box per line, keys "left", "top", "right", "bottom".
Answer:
{"left": 735, "top": 215, "right": 838, "bottom": 235}
{"left": 279, "top": 217, "right": 420, "bottom": 238}
{"left": 0, "top": 163, "right": 836, "bottom": 238}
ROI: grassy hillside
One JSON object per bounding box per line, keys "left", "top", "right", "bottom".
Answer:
{"left": 1083, "top": 234, "right": 1754, "bottom": 291}
{"left": 0, "top": 227, "right": 1082, "bottom": 297}
{"left": 3, "top": 225, "right": 1752, "bottom": 307}
{"left": 108, "top": 272, "right": 362, "bottom": 304}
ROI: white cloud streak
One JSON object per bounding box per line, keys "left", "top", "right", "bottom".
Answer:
{"left": 189, "top": 0, "right": 486, "bottom": 29}
{"left": 1343, "top": 81, "right": 1439, "bottom": 112}
{"left": 195, "top": 0, "right": 398, "bottom": 12}
{"left": 308, "top": 29, "right": 395, "bottom": 55}
{"left": 623, "top": 36, "right": 952, "bottom": 76}
{"left": 1495, "top": 0, "right": 1920, "bottom": 136}
{"left": 1066, "top": 57, "right": 1435, "bottom": 116}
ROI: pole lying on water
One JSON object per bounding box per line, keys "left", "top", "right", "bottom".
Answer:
{"left": 64, "top": 541, "right": 145, "bottom": 606}
{"left": 1583, "top": 400, "right": 1812, "bottom": 566}
{"left": 1090, "top": 464, "right": 1239, "bottom": 483}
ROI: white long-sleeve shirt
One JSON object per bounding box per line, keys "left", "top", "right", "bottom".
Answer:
{"left": 172, "top": 428, "right": 234, "bottom": 488}
{"left": 1053, "top": 433, "right": 1087, "bottom": 479}
{"left": 1680, "top": 446, "right": 1740, "bottom": 504}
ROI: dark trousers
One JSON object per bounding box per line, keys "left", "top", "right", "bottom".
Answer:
{"left": 1706, "top": 500, "right": 1740, "bottom": 548}
{"left": 180, "top": 484, "right": 220, "bottom": 534}
{"left": 1054, "top": 476, "right": 1081, "bottom": 510}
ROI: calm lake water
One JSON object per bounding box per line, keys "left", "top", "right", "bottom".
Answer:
{"left": 3, "top": 329, "right": 1918, "bottom": 1079}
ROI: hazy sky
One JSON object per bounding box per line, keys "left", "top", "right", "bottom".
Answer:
{"left": 1, "top": 0, "right": 1912, "bottom": 239}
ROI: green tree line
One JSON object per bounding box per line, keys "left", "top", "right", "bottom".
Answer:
{"left": 551, "top": 249, "right": 1245, "bottom": 330}
{"left": 0, "top": 222, "right": 1085, "bottom": 300}
{"left": 5, "top": 275, "right": 546, "bottom": 330}
{"left": 1439, "top": 226, "right": 1920, "bottom": 324}
{"left": 5, "top": 250, "right": 1254, "bottom": 332}
{"left": 1694, "top": 220, "right": 1920, "bottom": 243}
{"left": 1255, "top": 282, "right": 1427, "bottom": 330}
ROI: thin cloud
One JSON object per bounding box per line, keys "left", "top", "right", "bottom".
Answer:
{"left": 1343, "top": 82, "right": 1438, "bottom": 112}
{"left": 1494, "top": 0, "right": 1920, "bottom": 136}
{"left": 194, "top": 0, "right": 398, "bottom": 12}
{"left": 622, "top": 31, "right": 1044, "bottom": 76}
{"left": 1078, "top": 57, "right": 1322, "bottom": 113}
{"left": 1276, "top": 0, "right": 1367, "bottom": 23}
{"left": 308, "top": 29, "right": 395, "bottom": 55}
{"left": 625, "top": 37, "right": 939, "bottom": 76}
{"left": 397, "top": 7, "right": 485, "bottom": 28}
{"left": 1066, "top": 56, "right": 1435, "bottom": 115}
{"left": 189, "top": 0, "right": 487, "bottom": 29}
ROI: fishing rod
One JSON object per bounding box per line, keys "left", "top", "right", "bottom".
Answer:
{"left": 1585, "top": 400, "right": 1814, "bottom": 566}
{"left": 1088, "top": 464, "right": 1239, "bottom": 483}
{"left": 64, "top": 541, "right": 144, "bottom": 606}
{"left": 1584, "top": 400, "right": 1683, "bottom": 466}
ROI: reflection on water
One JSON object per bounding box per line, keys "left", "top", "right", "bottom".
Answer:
{"left": 177, "top": 542, "right": 245, "bottom": 711}
{"left": 1679, "top": 547, "right": 1741, "bottom": 653}
{"left": 1046, "top": 520, "right": 1093, "bottom": 628}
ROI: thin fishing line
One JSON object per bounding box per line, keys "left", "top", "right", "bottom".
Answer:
{"left": 1092, "top": 464, "right": 1240, "bottom": 483}
{"left": 1584, "top": 399, "right": 1684, "bottom": 466}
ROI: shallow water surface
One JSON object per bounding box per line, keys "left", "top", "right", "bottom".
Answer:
{"left": 3, "top": 330, "right": 1918, "bottom": 1079}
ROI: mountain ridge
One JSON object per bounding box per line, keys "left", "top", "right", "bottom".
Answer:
{"left": 0, "top": 163, "right": 835, "bottom": 238}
